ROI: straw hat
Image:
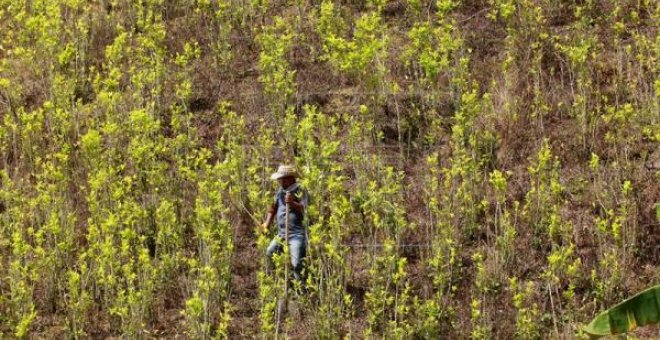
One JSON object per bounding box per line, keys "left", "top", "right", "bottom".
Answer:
{"left": 270, "top": 164, "right": 299, "bottom": 180}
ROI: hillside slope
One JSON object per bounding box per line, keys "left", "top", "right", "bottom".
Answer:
{"left": 0, "top": 0, "right": 658, "bottom": 338}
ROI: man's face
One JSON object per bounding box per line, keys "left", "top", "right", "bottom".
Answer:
{"left": 278, "top": 176, "right": 295, "bottom": 189}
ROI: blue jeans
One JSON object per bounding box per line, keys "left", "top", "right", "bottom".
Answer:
{"left": 266, "top": 234, "right": 306, "bottom": 280}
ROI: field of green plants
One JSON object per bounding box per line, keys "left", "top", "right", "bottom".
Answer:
{"left": 0, "top": 0, "right": 658, "bottom": 338}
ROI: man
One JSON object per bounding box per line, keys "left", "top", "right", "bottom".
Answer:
{"left": 261, "top": 164, "right": 309, "bottom": 281}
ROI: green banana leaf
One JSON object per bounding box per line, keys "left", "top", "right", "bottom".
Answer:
{"left": 583, "top": 284, "right": 660, "bottom": 337}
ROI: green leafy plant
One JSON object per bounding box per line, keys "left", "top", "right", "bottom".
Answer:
{"left": 583, "top": 284, "right": 660, "bottom": 338}
{"left": 509, "top": 277, "right": 541, "bottom": 340}
{"left": 317, "top": 2, "right": 390, "bottom": 95}
{"left": 257, "top": 16, "right": 296, "bottom": 118}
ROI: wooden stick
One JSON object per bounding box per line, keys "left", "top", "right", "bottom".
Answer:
{"left": 285, "top": 199, "right": 290, "bottom": 300}
{"left": 275, "top": 198, "right": 290, "bottom": 339}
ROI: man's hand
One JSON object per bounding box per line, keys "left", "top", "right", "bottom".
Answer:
{"left": 260, "top": 222, "right": 269, "bottom": 234}
{"left": 285, "top": 192, "right": 304, "bottom": 213}
{"left": 285, "top": 192, "right": 296, "bottom": 204}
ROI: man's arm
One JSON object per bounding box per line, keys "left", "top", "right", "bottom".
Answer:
{"left": 261, "top": 203, "right": 277, "bottom": 233}
{"left": 285, "top": 191, "right": 307, "bottom": 214}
